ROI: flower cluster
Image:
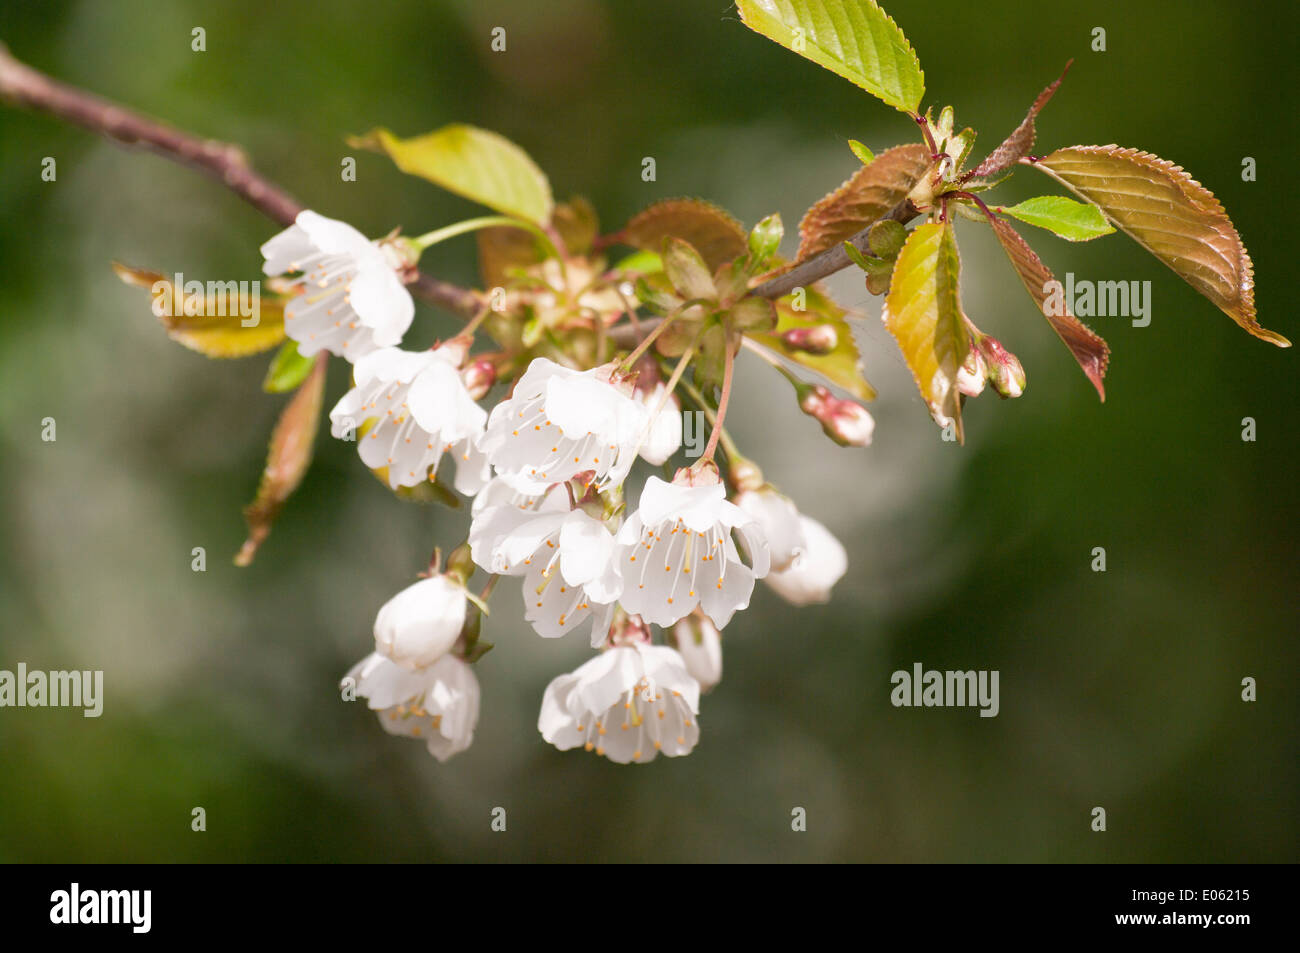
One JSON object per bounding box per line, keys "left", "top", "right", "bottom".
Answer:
{"left": 262, "top": 210, "right": 853, "bottom": 764}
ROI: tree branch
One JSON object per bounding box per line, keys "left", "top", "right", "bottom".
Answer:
{"left": 750, "top": 198, "right": 918, "bottom": 299}
{"left": 0, "top": 42, "right": 478, "bottom": 318}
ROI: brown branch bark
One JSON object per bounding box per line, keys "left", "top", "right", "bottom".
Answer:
{"left": 1, "top": 41, "right": 919, "bottom": 325}
{"left": 749, "top": 198, "right": 918, "bottom": 300}
{"left": 0, "top": 42, "right": 478, "bottom": 318}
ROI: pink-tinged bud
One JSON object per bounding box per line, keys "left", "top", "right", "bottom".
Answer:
{"left": 976, "top": 335, "right": 1026, "bottom": 399}
{"left": 956, "top": 346, "right": 987, "bottom": 398}
{"left": 462, "top": 359, "right": 496, "bottom": 400}
{"left": 782, "top": 324, "right": 838, "bottom": 354}
{"left": 799, "top": 385, "right": 875, "bottom": 447}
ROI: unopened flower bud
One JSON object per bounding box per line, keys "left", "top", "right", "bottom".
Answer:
{"left": 373, "top": 575, "right": 467, "bottom": 670}
{"left": 798, "top": 384, "right": 875, "bottom": 447}
{"left": 781, "top": 324, "right": 838, "bottom": 354}
{"left": 976, "top": 334, "right": 1026, "bottom": 399}
{"left": 956, "top": 345, "right": 987, "bottom": 398}
{"left": 462, "top": 359, "right": 496, "bottom": 400}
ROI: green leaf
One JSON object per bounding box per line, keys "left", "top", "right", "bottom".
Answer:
{"left": 634, "top": 274, "right": 681, "bottom": 316}
{"left": 351, "top": 125, "right": 553, "bottom": 225}
{"left": 848, "top": 139, "right": 874, "bottom": 165}
{"left": 263, "top": 340, "right": 316, "bottom": 393}
{"left": 842, "top": 240, "right": 876, "bottom": 272}
{"left": 1031, "top": 146, "right": 1287, "bottom": 346}
{"left": 612, "top": 250, "right": 663, "bottom": 275}
{"left": 727, "top": 296, "right": 777, "bottom": 332}
{"left": 842, "top": 234, "right": 896, "bottom": 295}
{"left": 997, "top": 196, "right": 1115, "bottom": 242}
{"left": 986, "top": 216, "right": 1109, "bottom": 400}
{"left": 748, "top": 213, "right": 784, "bottom": 266}
{"left": 385, "top": 471, "right": 462, "bottom": 507}
{"left": 882, "top": 223, "right": 969, "bottom": 439}
{"left": 750, "top": 283, "right": 876, "bottom": 400}
{"left": 662, "top": 238, "right": 717, "bottom": 301}
{"left": 620, "top": 199, "right": 747, "bottom": 270}
{"left": 695, "top": 324, "right": 730, "bottom": 394}
{"left": 796, "top": 143, "right": 931, "bottom": 261}
{"left": 867, "top": 219, "right": 906, "bottom": 257}
{"left": 736, "top": 0, "right": 925, "bottom": 113}
{"left": 113, "top": 263, "right": 285, "bottom": 357}
{"left": 235, "top": 357, "right": 326, "bottom": 566}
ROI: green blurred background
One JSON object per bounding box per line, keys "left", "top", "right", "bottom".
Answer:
{"left": 1, "top": 0, "right": 1295, "bottom": 862}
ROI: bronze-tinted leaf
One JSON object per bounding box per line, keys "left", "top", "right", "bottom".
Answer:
{"left": 235, "top": 357, "right": 326, "bottom": 566}
{"left": 882, "top": 223, "right": 969, "bottom": 439}
{"left": 552, "top": 196, "right": 599, "bottom": 256}
{"left": 476, "top": 224, "right": 544, "bottom": 288}
{"left": 619, "top": 199, "right": 747, "bottom": 270}
{"left": 1031, "top": 146, "right": 1287, "bottom": 346}
{"left": 987, "top": 216, "right": 1109, "bottom": 400}
{"left": 967, "top": 61, "right": 1070, "bottom": 181}
{"left": 113, "top": 262, "right": 285, "bottom": 357}
{"left": 796, "top": 143, "right": 931, "bottom": 261}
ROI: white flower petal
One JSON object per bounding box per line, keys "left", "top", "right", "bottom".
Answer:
{"left": 636, "top": 385, "right": 683, "bottom": 466}
{"left": 557, "top": 511, "right": 617, "bottom": 588}
{"left": 349, "top": 258, "right": 414, "bottom": 345}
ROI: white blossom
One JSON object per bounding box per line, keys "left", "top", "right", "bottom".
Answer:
{"left": 478, "top": 357, "right": 647, "bottom": 495}
{"left": 538, "top": 644, "right": 700, "bottom": 763}
{"left": 329, "top": 345, "right": 489, "bottom": 492}
{"left": 764, "top": 515, "right": 848, "bottom": 606}
{"left": 470, "top": 485, "right": 621, "bottom": 642}
{"left": 344, "top": 652, "right": 479, "bottom": 762}
{"left": 615, "top": 475, "right": 769, "bottom": 629}
{"left": 261, "top": 210, "right": 413, "bottom": 361}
